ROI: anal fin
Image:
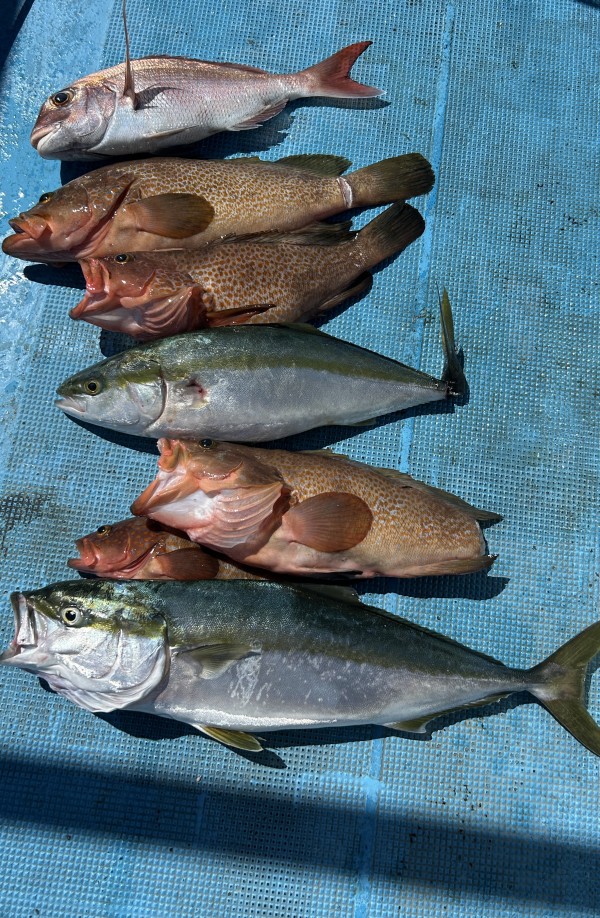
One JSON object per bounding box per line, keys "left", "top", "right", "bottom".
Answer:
{"left": 315, "top": 272, "right": 373, "bottom": 315}
{"left": 386, "top": 693, "right": 511, "bottom": 735}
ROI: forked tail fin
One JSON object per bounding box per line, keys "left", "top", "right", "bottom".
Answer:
{"left": 300, "top": 42, "right": 382, "bottom": 99}
{"left": 439, "top": 288, "right": 467, "bottom": 398}
{"left": 529, "top": 619, "right": 600, "bottom": 757}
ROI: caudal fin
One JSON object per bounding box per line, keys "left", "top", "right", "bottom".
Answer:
{"left": 354, "top": 203, "right": 425, "bottom": 269}
{"left": 529, "top": 620, "right": 600, "bottom": 757}
{"left": 300, "top": 42, "right": 382, "bottom": 99}
{"left": 346, "top": 154, "right": 435, "bottom": 208}
{"left": 439, "top": 288, "right": 468, "bottom": 398}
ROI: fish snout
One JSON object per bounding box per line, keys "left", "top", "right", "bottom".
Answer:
{"left": 9, "top": 215, "right": 48, "bottom": 241}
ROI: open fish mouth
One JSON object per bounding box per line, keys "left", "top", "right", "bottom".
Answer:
{"left": 54, "top": 394, "right": 88, "bottom": 417}
{"left": 68, "top": 537, "right": 98, "bottom": 571}
{"left": 71, "top": 261, "right": 157, "bottom": 318}
{"left": 0, "top": 593, "right": 44, "bottom": 664}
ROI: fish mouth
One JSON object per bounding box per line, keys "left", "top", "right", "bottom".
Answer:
{"left": 71, "top": 260, "right": 157, "bottom": 319}
{"left": 70, "top": 258, "right": 114, "bottom": 318}
{"left": 68, "top": 537, "right": 98, "bottom": 572}
{"left": 0, "top": 593, "right": 43, "bottom": 665}
{"left": 30, "top": 124, "right": 58, "bottom": 154}
{"left": 54, "top": 394, "right": 88, "bottom": 417}
{"left": 131, "top": 471, "right": 200, "bottom": 517}
{"left": 2, "top": 216, "right": 53, "bottom": 257}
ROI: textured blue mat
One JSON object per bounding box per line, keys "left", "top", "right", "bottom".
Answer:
{"left": 1, "top": 1, "right": 599, "bottom": 915}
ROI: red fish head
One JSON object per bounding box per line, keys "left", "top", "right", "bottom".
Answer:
{"left": 68, "top": 518, "right": 164, "bottom": 577}
{"left": 3, "top": 171, "right": 135, "bottom": 262}
{"left": 71, "top": 253, "right": 204, "bottom": 340}
{"left": 131, "top": 439, "right": 275, "bottom": 516}
{"left": 131, "top": 439, "right": 285, "bottom": 547}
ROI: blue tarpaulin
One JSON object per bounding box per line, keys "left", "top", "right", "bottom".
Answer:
{"left": 0, "top": 0, "right": 598, "bottom": 915}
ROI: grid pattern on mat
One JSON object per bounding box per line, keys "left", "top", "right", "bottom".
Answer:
{"left": 0, "top": 0, "right": 599, "bottom": 916}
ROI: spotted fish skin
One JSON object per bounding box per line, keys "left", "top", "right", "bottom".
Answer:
{"left": 73, "top": 203, "right": 425, "bottom": 338}
{"left": 131, "top": 439, "right": 500, "bottom": 579}
{"left": 2, "top": 153, "right": 434, "bottom": 263}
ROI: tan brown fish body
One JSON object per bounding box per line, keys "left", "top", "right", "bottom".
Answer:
{"left": 131, "top": 440, "right": 500, "bottom": 579}
{"left": 68, "top": 516, "right": 262, "bottom": 581}
{"left": 2, "top": 153, "right": 434, "bottom": 263}
{"left": 31, "top": 43, "right": 382, "bottom": 160}
{"left": 72, "top": 203, "right": 425, "bottom": 338}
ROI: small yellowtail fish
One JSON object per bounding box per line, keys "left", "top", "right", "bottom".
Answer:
{"left": 31, "top": 2, "right": 382, "bottom": 159}
{"left": 3, "top": 579, "right": 600, "bottom": 758}
{"left": 55, "top": 292, "right": 466, "bottom": 443}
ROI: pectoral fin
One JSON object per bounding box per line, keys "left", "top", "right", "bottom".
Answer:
{"left": 155, "top": 548, "right": 220, "bottom": 580}
{"left": 193, "top": 725, "right": 264, "bottom": 752}
{"left": 182, "top": 643, "right": 258, "bottom": 678}
{"left": 283, "top": 492, "right": 372, "bottom": 551}
{"left": 124, "top": 193, "right": 214, "bottom": 238}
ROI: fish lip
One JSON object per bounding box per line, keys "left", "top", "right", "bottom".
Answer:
{"left": 8, "top": 215, "right": 48, "bottom": 241}
{"left": 55, "top": 394, "right": 88, "bottom": 416}
{"left": 0, "top": 593, "right": 36, "bottom": 663}
{"left": 68, "top": 537, "right": 98, "bottom": 571}
{"left": 30, "top": 123, "right": 53, "bottom": 148}
{"left": 70, "top": 289, "right": 113, "bottom": 319}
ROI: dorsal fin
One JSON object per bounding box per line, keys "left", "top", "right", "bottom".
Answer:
{"left": 274, "top": 154, "right": 352, "bottom": 176}
{"left": 122, "top": 0, "right": 136, "bottom": 106}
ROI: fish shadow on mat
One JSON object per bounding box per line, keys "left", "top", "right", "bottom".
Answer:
{"left": 95, "top": 698, "right": 557, "bottom": 767}
{"left": 65, "top": 416, "right": 160, "bottom": 456}
{"left": 99, "top": 330, "right": 138, "bottom": 357}
{"left": 24, "top": 262, "right": 85, "bottom": 290}
{"left": 353, "top": 570, "right": 509, "bottom": 601}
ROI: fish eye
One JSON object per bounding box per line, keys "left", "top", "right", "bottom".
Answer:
{"left": 84, "top": 379, "right": 102, "bottom": 395}
{"left": 51, "top": 89, "right": 73, "bottom": 107}
{"left": 200, "top": 438, "right": 214, "bottom": 449}
{"left": 61, "top": 606, "right": 83, "bottom": 626}
{"left": 96, "top": 525, "right": 112, "bottom": 536}
{"left": 38, "top": 192, "right": 54, "bottom": 204}
{"left": 114, "top": 253, "right": 134, "bottom": 264}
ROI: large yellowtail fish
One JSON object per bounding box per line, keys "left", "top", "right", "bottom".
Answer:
{"left": 71, "top": 203, "right": 425, "bottom": 339}
{"left": 2, "top": 153, "right": 433, "bottom": 263}
{"left": 3, "top": 579, "right": 600, "bottom": 758}
{"left": 131, "top": 439, "right": 500, "bottom": 579}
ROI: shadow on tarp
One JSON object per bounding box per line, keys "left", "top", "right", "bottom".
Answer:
{"left": 575, "top": 0, "right": 600, "bottom": 8}
{"left": 0, "top": 0, "right": 35, "bottom": 70}
{"left": 0, "top": 748, "right": 598, "bottom": 910}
